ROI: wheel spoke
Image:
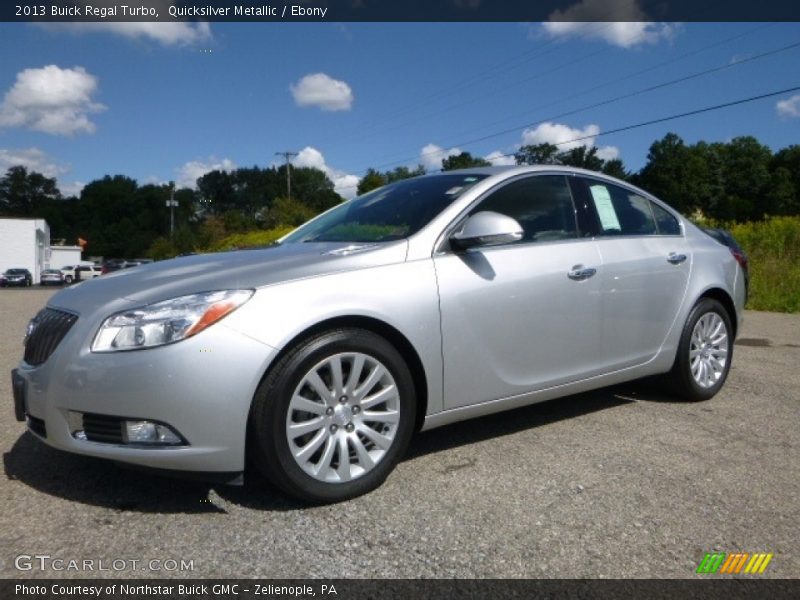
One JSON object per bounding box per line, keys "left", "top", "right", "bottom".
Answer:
{"left": 293, "top": 428, "right": 327, "bottom": 462}
{"left": 345, "top": 354, "right": 365, "bottom": 394}
{"left": 314, "top": 435, "right": 337, "bottom": 477}
{"left": 336, "top": 435, "right": 351, "bottom": 481}
{"left": 354, "top": 364, "right": 386, "bottom": 400}
{"left": 288, "top": 416, "right": 326, "bottom": 439}
{"left": 291, "top": 395, "right": 326, "bottom": 415}
{"left": 351, "top": 435, "right": 375, "bottom": 470}
{"left": 358, "top": 424, "right": 393, "bottom": 450}
{"left": 329, "top": 356, "right": 345, "bottom": 397}
{"left": 362, "top": 409, "right": 400, "bottom": 424}
{"left": 306, "top": 371, "right": 333, "bottom": 402}
{"left": 360, "top": 385, "right": 397, "bottom": 410}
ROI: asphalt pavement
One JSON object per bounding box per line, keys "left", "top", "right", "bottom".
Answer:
{"left": 1, "top": 288, "right": 797, "bottom": 579}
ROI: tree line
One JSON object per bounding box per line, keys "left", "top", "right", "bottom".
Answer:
{"left": 1, "top": 132, "right": 798, "bottom": 258}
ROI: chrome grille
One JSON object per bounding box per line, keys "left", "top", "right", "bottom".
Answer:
{"left": 23, "top": 308, "right": 78, "bottom": 366}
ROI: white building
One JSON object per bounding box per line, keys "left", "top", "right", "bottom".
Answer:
{"left": 0, "top": 218, "right": 50, "bottom": 284}
{"left": 48, "top": 245, "right": 83, "bottom": 270}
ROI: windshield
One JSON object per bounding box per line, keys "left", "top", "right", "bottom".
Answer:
{"left": 282, "top": 173, "right": 489, "bottom": 243}
{"left": 6, "top": 269, "right": 27, "bottom": 274}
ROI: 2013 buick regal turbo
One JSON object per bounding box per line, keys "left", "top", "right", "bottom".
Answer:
{"left": 12, "top": 166, "right": 745, "bottom": 503}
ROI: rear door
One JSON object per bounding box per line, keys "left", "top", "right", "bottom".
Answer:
{"left": 569, "top": 176, "right": 691, "bottom": 370}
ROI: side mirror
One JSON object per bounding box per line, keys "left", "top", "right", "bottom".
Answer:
{"left": 450, "top": 211, "right": 524, "bottom": 251}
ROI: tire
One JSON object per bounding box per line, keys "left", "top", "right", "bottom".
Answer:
{"left": 668, "top": 298, "right": 733, "bottom": 401}
{"left": 64, "top": 275, "right": 73, "bottom": 284}
{"left": 250, "top": 328, "right": 416, "bottom": 503}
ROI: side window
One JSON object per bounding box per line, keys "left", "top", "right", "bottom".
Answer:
{"left": 650, "top": 201, "right": 681, "bottom": 235}
{"left": 471, "top": 175, "right": 578, "bottom": 243}
{"left": 581, "top": 179, "right": 657, "bottom": 236}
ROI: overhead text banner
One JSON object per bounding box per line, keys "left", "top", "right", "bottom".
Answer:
{"left": 2, "top": 1, "right": 799, "bottom": 23}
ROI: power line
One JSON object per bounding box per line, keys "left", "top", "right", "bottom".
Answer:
{"left": 368, "top": 38, "right": 800, "bottom": 172}
{"left": 317, "top": 24, "right": 773, "bottom": 156}
{"left": 312, "top": 22, "right": 620, "bottom": 148}
{"left": 333, "top": 84, "right": 800, "bottom": 193}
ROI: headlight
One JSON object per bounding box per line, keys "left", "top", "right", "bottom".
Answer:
{"left": 91, "top": 289, "right": 253, "bottom": 352}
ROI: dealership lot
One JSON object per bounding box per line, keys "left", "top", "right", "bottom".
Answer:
{"left": 0, "top": 288, "right": 797, "bottom": 578}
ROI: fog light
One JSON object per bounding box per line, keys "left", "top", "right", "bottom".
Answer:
{"left": 67, "top": 410, "right": 85, "bottom": 439}
{"left": 123, "top": 420, "right": 183, "bottom": 445}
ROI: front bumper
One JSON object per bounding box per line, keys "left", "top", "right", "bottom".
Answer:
{"left": 15, "top": 320, "right": 278, "bottom": 474}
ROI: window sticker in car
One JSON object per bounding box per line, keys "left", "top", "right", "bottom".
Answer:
{"left": 589, "top": 184, "right": 622, "bottom": 232}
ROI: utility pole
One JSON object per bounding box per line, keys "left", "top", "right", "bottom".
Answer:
{"left": 166, "top": 181, "right": 178, "bottom": 239}
{"left": 275, "top": 151, "right": 298, "bottom": 200}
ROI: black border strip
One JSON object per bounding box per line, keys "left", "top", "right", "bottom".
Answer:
{"left": 2, "top": 1, "right": 799, "bottom": 23}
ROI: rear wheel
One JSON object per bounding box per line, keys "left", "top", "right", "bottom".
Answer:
{"left": 250, "top": 328, "right": 416, "bottom": 503}
{"left": 64, "top": 275, "right": 73, "bottom": 284}
{"left": 668, "top": 298, "right": 733, "bottom": 401}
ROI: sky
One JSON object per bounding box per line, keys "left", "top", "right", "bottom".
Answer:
{"left": 0, "top": 20, "right": 799, "bottom": 200}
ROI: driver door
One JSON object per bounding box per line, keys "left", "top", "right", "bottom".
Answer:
{"left": 434, "top": 174, "right": 604, "bottom": 410}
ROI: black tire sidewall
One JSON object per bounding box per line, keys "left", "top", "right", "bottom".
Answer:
{"left": 673, "top": 298, "right": 734, "bottom": 401}
{"left": 252, "top": 329, "right": 416, "bottom": 503}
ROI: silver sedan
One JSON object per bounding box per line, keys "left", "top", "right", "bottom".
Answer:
{"left": 12, "top": 166, "right": 745, "bottom": 503}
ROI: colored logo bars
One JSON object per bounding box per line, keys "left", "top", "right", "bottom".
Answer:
{"left": 696, "top": 552, "right": 774, "bottom": 574}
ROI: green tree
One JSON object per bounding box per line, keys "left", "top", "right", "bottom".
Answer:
{"left": 557, "top": 146, "right": 605, "bottom": 171}
{"left": 0, "top": 166, "right": 61, "bottom": 216}
{"left": 515, "top": 143, "right": 560, "bottom": 166}
{"left": 385, "top": 165, "right": 426, "bottom": 183}
{"left": 357, "top": 169, "right": 387, "bottom": 195}
{"left": 441, "top": 152, "right": 491, "bottom": 171}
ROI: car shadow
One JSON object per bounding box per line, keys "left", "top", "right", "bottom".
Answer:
{"left": 3, "top": 382, "right": 675, "bottom": 513}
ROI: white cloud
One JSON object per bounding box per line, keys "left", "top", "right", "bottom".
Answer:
{"left": 521, "top": 121, "right": 618, "bottom": 161}
{"left": 776, "top": 94, "right": 800, "bottom": 118}
{"left": 59, "top": 181, "right": 85, "bottom": 197}
{"left": 484, "top": 150, "right": 516, "bottom": 166}
{"left": 0, "top": 147, "right": 68, "bottom": 178}
{"left": 0, "top": 147, "right": 85, "bottom": 196}
{"left": 542, "top": 0, "right": 675, "bottom": 48}
{"left": 175, "top": 157, "right": 236, "bottom": 189}
{"left": 595, "top": 146, "right": 620, "bottom": 161}
{"left": 420, "top": 143, "right": 462, "bottom": 171}
{"left": 0, "top": 65, "right": 105, "bottom": 136}
{"left": 39, "top": 18, "right": 212, "bottom": 46}
{"left": 290, "top": 73, "right": 354, "bottom": 111}
{"left": 293, "top": 146, "right": 359, "bottom": 199}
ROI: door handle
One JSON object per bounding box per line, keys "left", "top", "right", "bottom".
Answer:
{"left": 567, "top": 265, "right": 597, "bottom": 281}
{"left": 667, "top": 252, "right": 687, "bottom": 265}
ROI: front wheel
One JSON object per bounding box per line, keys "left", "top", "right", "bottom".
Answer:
{"left": 668, "top": 298, "right": 733, "bottom": 401}
{"left": 250, "top": 328, "right": 416, "bottom": 503}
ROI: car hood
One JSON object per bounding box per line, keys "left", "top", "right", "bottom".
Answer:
{"left": 48, "top": 241, "right": 408, "bottom": 317}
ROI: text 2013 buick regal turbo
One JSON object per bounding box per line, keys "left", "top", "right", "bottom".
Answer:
{"left": 12, "top": 166, "right": 745, "bottom": 503}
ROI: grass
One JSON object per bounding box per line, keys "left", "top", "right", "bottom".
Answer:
{"left": 727, "top": 216, "right": 800, "bottom": 313}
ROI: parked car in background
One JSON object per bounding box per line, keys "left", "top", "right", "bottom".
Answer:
{"left": 1, "top": 268, "right": 33, "bottom": 287}
{"left": 101, "top": 259, "right": 129, "bottom": 274}
{"left": 40, "top": 269, "right": 64, "bottom": 286}
{"left": 74, "top": 265, "right": 102, "bottom": 281}
{"left": 12, "top": 167, "right": 746, "bottom": 503}
{"left": 702, "top": 228, "right": 749, "bottom": 299}
{"left": 61, "top": 263, "right": 99, "bottom": 284}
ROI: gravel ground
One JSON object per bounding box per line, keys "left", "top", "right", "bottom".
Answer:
{"left": 0, "top": 288, "right": 797, "bottom": 579}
